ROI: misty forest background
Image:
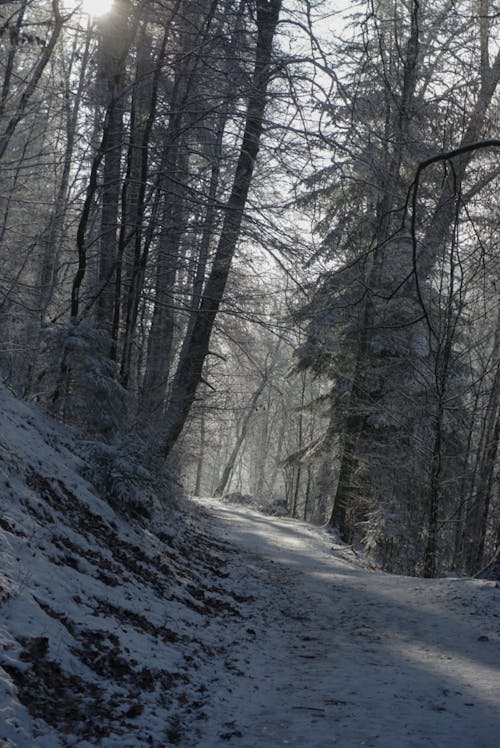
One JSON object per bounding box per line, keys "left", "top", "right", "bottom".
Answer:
{"left": 0, "top": 0, "right": 498, "bottom": 579}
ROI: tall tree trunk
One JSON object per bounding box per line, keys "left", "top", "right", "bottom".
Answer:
{"left": 111, "top": 19, "right": 153, "bottom": 359}
{"left": 185, "top": 106, "right": 228, "bottom": 339}
{"left": 117, "top": 3, "right": 183, "bottom": 383}
{"left": 328, "top": 296, "right": 377, "bottom": 540}
{"left": 465, "top": 349, "right": 500, "bottom": 574}
{"left": 69, "top": 1, "right": 136, "bottom": 324}
{"left": 184, "top": 0, "right": 246, "bottom": 339}
{"left": 423, "top": 400, "right": 444, "bottom": 578}
{"left": 139, "top": 1, "right": 220, "bottom": 413}
{"left": 291, "top": 373, "right": 308, "bottom": 517}
{"left": 158, "top": 0, "right": 282, "bottom": 458}
{"left": 38, "top": 26, "right": 92, "bottom": 320}
{"left": 423, "top": 231, "right": 459, "bottom": 577}
{"left": 94, "top": 1, "right": 134, "bottom": 338}
{"left": 140, "top": 142, "right": 188, "bottom": 419}
{"left": 194, "top": 407, "right": 206, "bottom": 495}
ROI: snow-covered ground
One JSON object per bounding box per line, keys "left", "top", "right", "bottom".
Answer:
{"left": 1, "top": 385, "right": 499, "bottom": 747}
{"left": 194, "top": 498, "right": 500, "bottom": 747}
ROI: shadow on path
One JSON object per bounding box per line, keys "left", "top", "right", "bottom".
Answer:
{"left": 195, "top": 497, "right": 500, "bottom": 748}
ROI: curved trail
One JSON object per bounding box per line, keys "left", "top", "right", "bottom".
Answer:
{"left": 193, "top": 497, "right": 500, "bottom": 748}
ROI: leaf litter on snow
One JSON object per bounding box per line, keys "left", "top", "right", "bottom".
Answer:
{"left": 0, "top": 385, "right": 257, "bottom": 747}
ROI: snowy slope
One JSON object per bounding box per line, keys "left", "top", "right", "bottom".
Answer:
{"left": 0, "top": 386, "right": 256, "bottom": 747}
{"left": 1, "top": 385, "right": 500, "bottom": 747}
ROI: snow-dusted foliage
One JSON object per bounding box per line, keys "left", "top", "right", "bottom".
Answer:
{"left": 291, "top": 1, "right": 500, "bottom": 576}
{"left": 79, "top": 434, "right": 182, "bottom": 518}
{"left": 45, "top": 324, "right": 129, "bottom": 437}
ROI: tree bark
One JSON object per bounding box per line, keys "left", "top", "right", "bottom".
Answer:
{"left": 194, "top": 407, "right": 206, "bottom": 495}
{"left": 118, "top": 2, "right": 183, "bottom": 384}
{"left": 37, "top": 26, "right": 92, "bottom": 320}
{"left": 140, "top": 142, "right": 187, "bottom": 419}
{"left": 94, "top": 1, "right": 135, "bottom": 337}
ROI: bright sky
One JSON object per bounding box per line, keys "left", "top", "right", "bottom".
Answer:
{"left": 78, "top": 0, "right": 113, "bottom": 18}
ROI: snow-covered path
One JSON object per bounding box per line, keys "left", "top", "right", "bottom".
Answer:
{"left": 193, "top": 497, "right": 500, "bottom": 748}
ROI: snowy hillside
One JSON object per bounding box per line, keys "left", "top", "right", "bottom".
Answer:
{"left": 1, "top": 385, "right": 500, "bottom": 747}
{"left": 0, "top": 386, "right": 257, "bottom": 747}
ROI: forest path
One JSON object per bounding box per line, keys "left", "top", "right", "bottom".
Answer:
{"left": 191, "top": 497, "right": 500, "bottom": 748}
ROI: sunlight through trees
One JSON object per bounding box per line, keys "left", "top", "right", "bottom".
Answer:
{"left": 0, "top": 0, "right": 498, "bottom": 578}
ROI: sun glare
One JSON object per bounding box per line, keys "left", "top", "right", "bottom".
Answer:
{"left": 80, "top": 0, "right": 114, "bottom": 18}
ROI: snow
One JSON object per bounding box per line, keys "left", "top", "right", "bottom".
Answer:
{"left": 1, "top": 385, "right": 499, "bottom": 747}
{"left": 193, "top": 499, "right": 500, "bottom": 747}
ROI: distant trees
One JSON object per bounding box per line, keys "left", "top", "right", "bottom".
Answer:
{"left": 174, "top": 257, "right": 317, "bottom": 506}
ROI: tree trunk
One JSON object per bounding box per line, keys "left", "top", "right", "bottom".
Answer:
{"left": 186, "top": 106, "right": 228, "bottom": 340}
{"left": 37, "top": 27, "right": 92, "bottom": 320}
{"left": 140, "top": 141, "right": 187, "bottom": 419}
{"left": 94, "top": 1, "right": 134, "bottom": 337}
{"left": 423, "top": 401, "right": 444, "bottom": 578}
{"left": 158, "top": 0, "right": 282, "bottom": 459}
{"left": 139, "top": 0, "right": 220, "bottom": 413}
{"left": 194, "top": 408, "right": 206, "bottom": 495}
{"left": 465, "top": 365, "right": 500, "bottom": 574}
{"left": 328, "top": 296, "right": 376, "bottom": 541}
{"left": 118, "top": 4, "right": 182, "bottom": 385}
